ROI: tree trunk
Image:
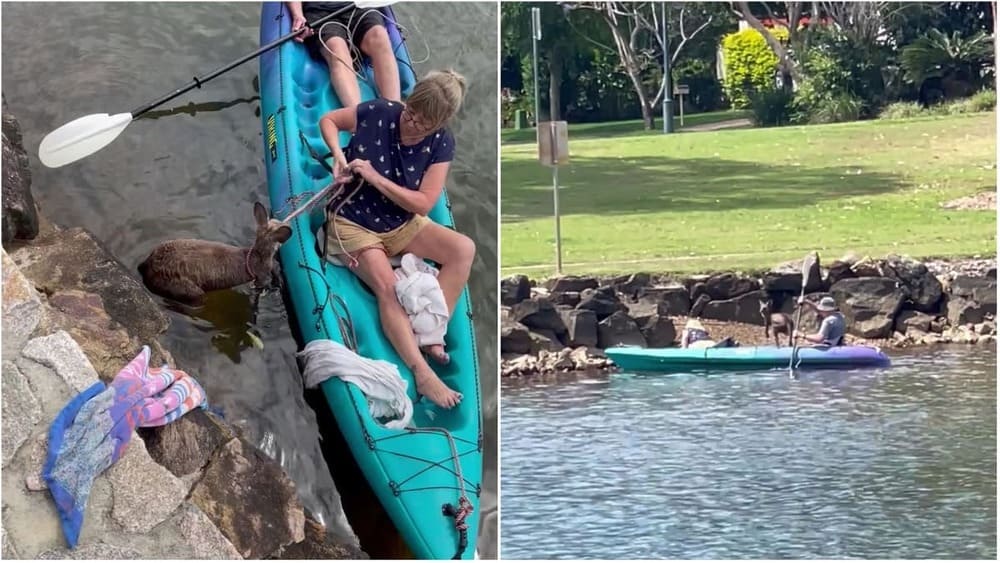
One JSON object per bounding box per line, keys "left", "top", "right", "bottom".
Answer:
{"left": 640, "top": 103, "right": 655, "bottom": 130}
{"left": 548, "top": 55, "right": 563, "bottom": 122}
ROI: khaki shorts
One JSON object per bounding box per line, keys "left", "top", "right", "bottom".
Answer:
{"left": 324, "top": 212, "right": 430, "bottom": 259}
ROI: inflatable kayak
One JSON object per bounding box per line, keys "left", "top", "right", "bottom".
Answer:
{"left": 605, "top": 345, "right": 891, "bottom": 373}
{"left": 258, "top": 4, "right": 482, "bottom": 559}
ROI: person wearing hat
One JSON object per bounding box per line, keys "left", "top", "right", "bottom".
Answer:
{"left": 681, "top": 319, "right": 736, "bottom": 349}
{"left": 794, "top": 296, "right": 846, "bottom": 347}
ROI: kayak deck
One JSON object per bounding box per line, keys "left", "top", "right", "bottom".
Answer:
{"left": 259, "top": 3, "right": 482, "bottom": 559}
{"left": 605, "top": 345, "right": 892, "bottom": 373}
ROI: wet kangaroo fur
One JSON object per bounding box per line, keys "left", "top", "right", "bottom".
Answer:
{"left": 760, "top": 298, "right": 794, "bottom": 347}
{"left": 138, "top": 202, "right": 292, "bottom": 306}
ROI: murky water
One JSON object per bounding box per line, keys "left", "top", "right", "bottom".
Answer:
{"left": 2, "top": 2, "right": 497, "bottom": 557}
{"left": 501, "top": 347, "right": 997, "bottom": 559}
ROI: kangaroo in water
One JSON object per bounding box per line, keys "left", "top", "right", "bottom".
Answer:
{"left": 138, "top": 202, "right": 292, "bottom": 306}
{"left": 759, "top": 298, "right": 794, "bottom": 347}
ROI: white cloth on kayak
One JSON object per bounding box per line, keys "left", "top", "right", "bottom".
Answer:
{"left": 297, "top": 339, "right": 412, "bottom": 429}
{"left": 393, "top": 253, "right": 448, "bottom": 347}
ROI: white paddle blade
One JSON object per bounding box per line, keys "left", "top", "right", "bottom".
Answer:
{"left": 354, "top": 0, "right": 397, "bottom": 7}
{"left": 38, "top": 112, "right": 133, "bottom": 168}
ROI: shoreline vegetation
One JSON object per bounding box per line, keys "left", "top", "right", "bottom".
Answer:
{"left": 501, "top": 253, "right": 997, "bottom": 379}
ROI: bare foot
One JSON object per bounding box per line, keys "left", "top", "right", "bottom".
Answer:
{"left": 421, "top": 344, "right": 450, "bottom": 366}
{"left": 414, "top": 368, "right": 461, "bottom": 409}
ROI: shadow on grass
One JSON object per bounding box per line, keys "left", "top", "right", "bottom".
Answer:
{"left": 500, "top": 111, "right": 751, "bottom": 144}
{"left": 501, "top": 154, "right": 906, "bottom": 221}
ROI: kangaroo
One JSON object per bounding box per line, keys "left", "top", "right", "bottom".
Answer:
{"left": 138, "top": 202, "right": 292, "bottom": 306}
{"left": 759, "top": 298, "right": 794, "bottom": 347}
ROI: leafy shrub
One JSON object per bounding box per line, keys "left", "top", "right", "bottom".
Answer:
{"left": 961, "top": 89, "right": 997, "bottom": 112}
{"left": 805, "top": 94, "right": 864, "bottom": 124}
{"left": 879, "top": 101, "right": 925, "bottom": 120}
{"left": 749, "top": 88, "right": 795, "bottom": 127}
{"left": 720, "top": 28, "right": 786, "bottom": 109}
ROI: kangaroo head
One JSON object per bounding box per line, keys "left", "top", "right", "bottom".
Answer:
{"left": 248, "top": 201, "right": 292, "bottom": 283}
{"left": 758, "top": 297, "right": 772, "bottom": 316}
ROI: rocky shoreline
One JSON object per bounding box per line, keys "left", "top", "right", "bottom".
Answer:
{"left": 501, "top": 254, "right": 996, "bottom": 378}
{"left": 3, "top": 99, "right": 364, "bottom": 558}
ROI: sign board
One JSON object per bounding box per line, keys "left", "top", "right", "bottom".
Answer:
{"left": 537, "top": 121, "right": 569, "bottom": 167}
{"left": 674, "top": 84, "right": 690, "bottom": 95}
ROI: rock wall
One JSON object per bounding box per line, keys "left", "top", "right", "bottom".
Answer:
{"left": 501, "top": 254, "right": 996, "bottom": 377}
{"left": 1, "top": 98, "right": 364, "bottom": 559}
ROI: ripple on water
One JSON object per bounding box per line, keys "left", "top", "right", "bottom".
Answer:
{"left": 501, "top": 348, "right": 997, "bottom": 559}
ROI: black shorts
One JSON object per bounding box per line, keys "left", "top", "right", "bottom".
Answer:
{"left": 303, "top": 3, "right": 386, "bottom": 58}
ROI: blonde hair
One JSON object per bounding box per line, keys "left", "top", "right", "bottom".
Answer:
{"left": 406, "top": 69, "right": 467, "bottom": 131}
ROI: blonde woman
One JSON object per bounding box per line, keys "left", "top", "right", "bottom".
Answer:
{"left": 318, "top": 70, "right": 473, "bottom": 409}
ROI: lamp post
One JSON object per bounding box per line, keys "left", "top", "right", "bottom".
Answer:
{"left": 662, "top": 1, "right": 674, "bottom": 134}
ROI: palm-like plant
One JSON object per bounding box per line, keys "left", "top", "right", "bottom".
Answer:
{"left": 900, "top": 29, "right": 994, "bottom": 86}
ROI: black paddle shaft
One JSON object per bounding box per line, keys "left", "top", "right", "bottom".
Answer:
{"left": 128, "top": 4, "right": 355, "bottom": 117}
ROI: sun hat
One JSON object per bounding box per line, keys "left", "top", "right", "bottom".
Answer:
{"left": 685, "top": 319, "right": 706, "bottom": 331}
{"left": 817, "top": 296, "right": 838, "bottom": 312}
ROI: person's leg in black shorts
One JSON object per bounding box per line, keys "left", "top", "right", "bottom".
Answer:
{"left": 304, "top": 4, "right": 400, "bottom": 106}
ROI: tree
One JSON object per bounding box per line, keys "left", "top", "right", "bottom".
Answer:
{"left": 567, "top": 2, "right": 727, "bottom": 129}
{"left": 901, "top": 29, "right": 995, "bottom": 98}
{"left": 728, "top": 1, "right": 822, "bottom": 89}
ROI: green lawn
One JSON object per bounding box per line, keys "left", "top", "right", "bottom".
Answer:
{"left": 501, "top": 113, "right": 997, "bottom": 277}
{"left": 500, "top": 110, "right": 751, "bottom": 144}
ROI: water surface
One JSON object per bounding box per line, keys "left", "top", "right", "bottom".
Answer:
{"left": 501, "top": 347, "right": 997, "bottom": 559}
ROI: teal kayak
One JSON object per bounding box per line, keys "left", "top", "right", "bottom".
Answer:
{"left": 258, "top": 4, "right": 482, "bottom": 559}
{"left": 606, "top": 345, "right": 891, "bottom": 373}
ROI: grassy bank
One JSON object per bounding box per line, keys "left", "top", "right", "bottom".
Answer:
{"left": 501, "top": 112, "right": 997, "bottom": 276}
{"left": 500, "top": 110, "right": 751, "bottom": 144}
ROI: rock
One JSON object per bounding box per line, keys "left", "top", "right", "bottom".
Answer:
{"left": 764, "top": 253, "right": 823, "bottom": 293}
{"left": 1, "top": 362, "right": 42, "bottom": 467}
{"left": 576, "top": 287, "right": 626, "bottom": 322}
{"left": 929, "top": 316, "right": 949, "bottom": 333}
{"left": 528, "top": 329, "right": 564, "bottom": 352}
{"left": 10, "top": 227, "right": 170, "bottom": 346}
{"left": 825, "top": 260, "right": 856, "bottom": 286}
{"left": 946, "top": 276, "right": 997, "bottom": 325}
{"left": 625, "top": 300, "right": 667, "bottom": 325}
{"left": 172, "top": 502, "right": 244, "bottom": 560}
{"left": 139, "top": 409, "right": 237, "bottom": 479}
{"left": 895, "top": 310, "right": 934, "bottom": 334}
{"left": 537, "top": 349, "right": 575, "bottom": 372}
{"left": 551, "top": 291, "right": 581, "bottom": 307}
{"left": 37, "top": 541, "right": 143, "bottom": 559}
{"left": 701, "top": 290, "right": 770, "bottom": 326}
{"left": 107, "top": 432, "right": 187, "bottom": 533}
{"left": 500, "top": 321, "right": 534, "bottom": 355}
{"left": 989, "top": 267, "right": 997, "bottom": 279}
{"left": 850, "top": 256, "right": 884, "bottom": 277}
{"left": 881, "top": 255, "right": 943, "bottom": 312}
{"left": 974, "top": 321, "right": 995, "bottom": 335}
{"left": 191, "top": 438, "right": 305, "bottom": 559}
{"left": 830, "top": 277, "right": 906, "bottom": 339}
{"left": 2, "top": 518, "right": 16, "bottom": 560}
{"left": 2, "top": 100, "right": 39, "bottom": 245}
{"left": 34, "top": 289, "right": 160, "bottom": 382}
{"left": 546, "top": 275, "right": 599, "bottom": 293}
{"left": 703, "top": 273, "right": 760, "bottom": 300}
{"left": 610, "top": 273, "right": 651, "bottom": 298}
{"left": 21, "top": 331, "right": 100, "bottom": 394}
{"left": 597, "top": 311, "right": 646, "bottom": 349}
{"left": 637, "top": 285, "right": 690, "bottom": 316}
{"left": 689, "top": 294, "right": 712, "bottom": 317}
{"left": 500, "top": 275, "right": 531, "bottom": 306}
{"left": 23, "top": 432, "right": 48, "bottom": 491}
{"left": 2, "top": 249, "right": 42, "bottom": 356}
{"left": 689, "top": 281, "right": 709, "bottom": 302}
{"left": 638, "top": 316, "right": 676, "bottom": 348}
{"left": 558, "top": 309, "right": 598, "bottom": 348}
{"left": 501, "top": 354, "right": 538, "bottom": 377}
{"left": 511, "top": 297, "right": 566, "bottom": 334}
{"left": 272, "top": 517, "right": 367, "bottom": 559}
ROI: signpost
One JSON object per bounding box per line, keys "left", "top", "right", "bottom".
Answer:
{"left": 674, "top": 83, "right": 689, "bottom": 126}
{"left": 537, "top": 121, "right": 569, "bottom": 274}
{"left": 530, "top": 7, "right": 541, "bottom": 130}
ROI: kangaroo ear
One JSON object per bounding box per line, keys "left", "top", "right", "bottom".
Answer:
{"left": 253, "top": 202, "right": 269, "bottom": 227}
{"left": 273, "top": 225, "right": 293, "bottom": 244}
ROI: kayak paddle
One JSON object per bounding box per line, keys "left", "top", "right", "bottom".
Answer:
{"left": 38, "top": 1, "right": 396, "bottom": 168}
{"left": 788, "top": 252, "right": 816, "bottom": 378}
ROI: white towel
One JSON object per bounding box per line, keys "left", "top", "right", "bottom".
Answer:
{"left": 297, "top": 339, "right": 413, "bottom": 429}
{"left": 393, "top": 253, "right": 449, "bottom": 347}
